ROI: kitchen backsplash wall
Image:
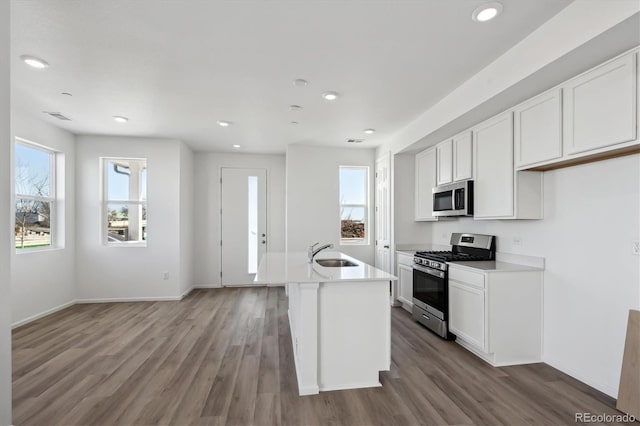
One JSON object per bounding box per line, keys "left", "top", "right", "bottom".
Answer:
{"left": 430, "top": 153, "right": 640, "bottom": 398}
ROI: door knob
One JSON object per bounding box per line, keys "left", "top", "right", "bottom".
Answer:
{"left": 262, "top": 240, "right": 267, "bottom": 244}
{"left": 262, "top": 233, "right": 266, "bottom": 237}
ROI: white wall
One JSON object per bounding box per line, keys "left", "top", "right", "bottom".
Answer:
{"left": 193, "top": 152, "right": 286, "bottom": 287}
{"left": 0, "top": 0, "right": 12, "bottom": 421}
{"left": 393, "top": 154, "right": 431, "bottom": 246}
{"left": 286, "top": 145, "right": 376, "bottom": 265}
{"left": 179, "top": 142, "right": 194, "bottom": 296}
{"left": 428, "top": 155, "right": 640, "bottom": 397}
{"left": 76, "top": 136, "right": 192, "bottom": 301}
{"left": 10, "top": 109, "right": 77, "bottom": 326}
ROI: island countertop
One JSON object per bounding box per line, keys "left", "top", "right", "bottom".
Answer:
{"left": 254, "top": 251, "right": 397, "bottom": 284}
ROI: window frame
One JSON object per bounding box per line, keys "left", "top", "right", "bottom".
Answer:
{"left": 14, "top": 138, "right": 57, "bottom": 253}
{"left": 338, "top": 165, "right": 369, "bottom": 246}
{"left": 102, "top": 157, "right": 148, "bottom": 247}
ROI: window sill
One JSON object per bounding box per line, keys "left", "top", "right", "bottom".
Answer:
{"left": 105, "top": 242, "right": 147, "bottom": 248}
{"left": 15, "top": 246, "right": 64, "bottom": 255}
{"left": 340, "top": 239, "right": 369, "bottom": 246}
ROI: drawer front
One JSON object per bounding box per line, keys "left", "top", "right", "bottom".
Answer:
{"left": 397, "top": 253, "right": 414, "bottom": 267}
{"left": 448, "top": 267, "right": 485, "bottom": 289}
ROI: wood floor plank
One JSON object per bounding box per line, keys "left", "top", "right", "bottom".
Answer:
{"left": 13, "top": 287, "right": 622, "bottom": 426}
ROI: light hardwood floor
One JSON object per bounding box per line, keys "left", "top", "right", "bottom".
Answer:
{"left": 13, "top": 287, "right": 623, "bottom": 425}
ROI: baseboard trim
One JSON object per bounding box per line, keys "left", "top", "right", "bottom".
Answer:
{"left": 180, "top": 287, "right": 194, "bottom": 299}
{"left": 193, "top": 285, "right": 223, "bottom": 289}
{"left": 543, "top": 358, "right": 619, "bottom": 398}
{"left": 12, "top": 300, "right": 77, "bottom": 329}
{"left": 319, "top": 381, "right": 382, "bottom": 392}
{"left": 76, "top": 296, "right": 182, "bottom": 304}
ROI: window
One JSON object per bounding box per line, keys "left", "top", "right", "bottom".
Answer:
{"left": 339, "top": 166, "right": 368, "bottom": 244}
{"left": 14, "top": 140, "right": 56, "bottom": 250}
{"left": 103, "top": 158, "right": 147, "bottom": 245}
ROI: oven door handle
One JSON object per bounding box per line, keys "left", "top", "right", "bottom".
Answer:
{"left": 413, "top": 264, "right": 445, "bottom": 279}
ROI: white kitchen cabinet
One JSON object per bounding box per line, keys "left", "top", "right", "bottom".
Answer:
{"left": 452, "top": 131, "right": 473, "bottom": 181}
{"left": 514, "top": 89, "right": 562, "bottom": 168}
{"left": 448, "top": 279, "right": 485, "bottom": 350}
{"left": 474, "top": 111, "right": 543, "bottom": 220}
{"left": 473, "top": 112, "right": 515, "bottom": 218}
{"left": 414, "top": 147, "right": 438, "bottom": 221}
{"left": 396, "top": 252, "right": 414, "bottom": 312}
{"left": 448, "top": 264, "right": 543, "bottom": 366}
{"left": 563, "top": 52, "right": 637, "bottom": 156}
{"left": 436, "top": 140, "right": 453, "bottom": 185}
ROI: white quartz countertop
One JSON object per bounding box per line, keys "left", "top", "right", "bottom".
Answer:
{"left": 254, "top": 251, "right": 397, "bottom": 284}
{"left": 448, "top": 260, "right": 543, "bottom": 273}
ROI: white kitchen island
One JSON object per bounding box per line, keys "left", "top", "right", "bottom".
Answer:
{"left": 255, "top": 251, "right": 397, "bottom": 396}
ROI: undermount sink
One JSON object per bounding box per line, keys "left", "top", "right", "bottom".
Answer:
{"left": 316, "top": 258, "right": 358, "bottom": 267}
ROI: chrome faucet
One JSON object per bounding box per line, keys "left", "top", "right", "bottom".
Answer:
{"left": 308, "top": 242, "right": 334, "bottom": 263}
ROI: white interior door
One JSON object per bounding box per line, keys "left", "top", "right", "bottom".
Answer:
{"left": 221, "top": 168, "right": 267, "bottom": 286}
{"left": 375, "top": 155, "right": 391, "bottom": 273}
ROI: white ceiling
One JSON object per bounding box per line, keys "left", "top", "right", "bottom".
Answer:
{"left": 11, "top": 0, "right": 573, "bottom": 153}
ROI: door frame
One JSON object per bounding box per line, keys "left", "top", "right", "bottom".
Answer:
{"left": 375, "top": 153, "right": 391, "bottom": 273}
{"left": 218, "top": 166, "right": 269, "bottom": 287}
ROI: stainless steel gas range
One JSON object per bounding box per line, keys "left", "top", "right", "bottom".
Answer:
{"left": 412, "top": 233, "right": 496, "bottom": 339}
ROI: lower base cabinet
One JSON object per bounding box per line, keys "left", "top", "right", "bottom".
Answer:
{"left": 396, "top": 252, "right": 414, "bottom": 312}
{"left": 449, "top": 280, "right": 485, "bottom": 350}
{"left": 448, "top": 265, "right": 542, "bottom": 366}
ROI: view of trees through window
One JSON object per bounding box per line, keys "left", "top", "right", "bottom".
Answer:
{"left": 14, "top": 141, "right": 54, "bottom": 250}
{"left": 104, "top": 159, "right": 147, "bottom": 244}
{"left": 339, "top": 166, "right": 368, "bottom": 241}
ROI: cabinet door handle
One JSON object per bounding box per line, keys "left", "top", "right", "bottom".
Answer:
{"left": 422, "top": 314, "right": 430, "bottom": 320}
{"left": 383, "top": 245, "right": 390, "bottom": 249}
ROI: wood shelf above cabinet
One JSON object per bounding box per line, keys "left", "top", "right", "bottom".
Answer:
{"left": 527, "top": 144, "right": 640, "bottom": 171}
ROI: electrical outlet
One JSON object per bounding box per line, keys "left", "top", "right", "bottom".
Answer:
{"left": 633, "top": 241, "right": 640, "bottom": 256}
{"left": 513, "top": 236, "right": 522, "bottom": 246}
{"left": 162, "top": 272, "right": 170, "bottom": 280}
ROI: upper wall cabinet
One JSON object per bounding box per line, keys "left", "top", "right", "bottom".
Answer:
{"left": 415, "top": 147, "right": 438, "bottom": 221}
{"left": 436, "top": 140, "right": 453, "bottom": 185}
{"left": 514, "top": 89, "right": 562, "bottom": 169}
{"left": 436, "top": 131, "right": 472, "bottom": 185}
{"left": 474, "top": 111, "right": 543, "bottom": 220}
{"left": 452, "top": 131, "right": 473, "bottom": 181}
{"left": 563, "top": 53, "right": 637, "bottom": 156}
{"left": 474, "top": 112, "right": 515, "bottom": 219}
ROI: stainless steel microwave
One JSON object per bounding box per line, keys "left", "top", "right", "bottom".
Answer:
{"left": 432, "top": 180, "right": 473, "bottom": 217}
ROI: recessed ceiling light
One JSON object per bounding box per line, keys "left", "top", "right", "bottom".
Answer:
{"left": 290, "top": 121, "right": 299, "bottom": 125}
{"left": 113, "top": 116, "right": 128, "bottom": 123}
{"left": 289, "top": 105, "right": 303, "bottom": 111}
{"left": 322, "top": 91, "right": 339, "bottom": 101}
{"left": 20, "top": 55, "right": 49, "bottom": 69}
{"left": 293, "top": 79, "right": 309, "bottom": 87}
{"left": 61, "top": 92, "right": 73, "bottom": 97}
{"left": 217, "top": 120, "right": 232, "bottom": 127}
{"left": 472, "top": 2, "right": 503, "bottom": 22}
{"left": 232, "top": 144, "right": 241, "bottom": 148}
{"left": 363, "top": 128, "right": 376, "bottom": 134}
